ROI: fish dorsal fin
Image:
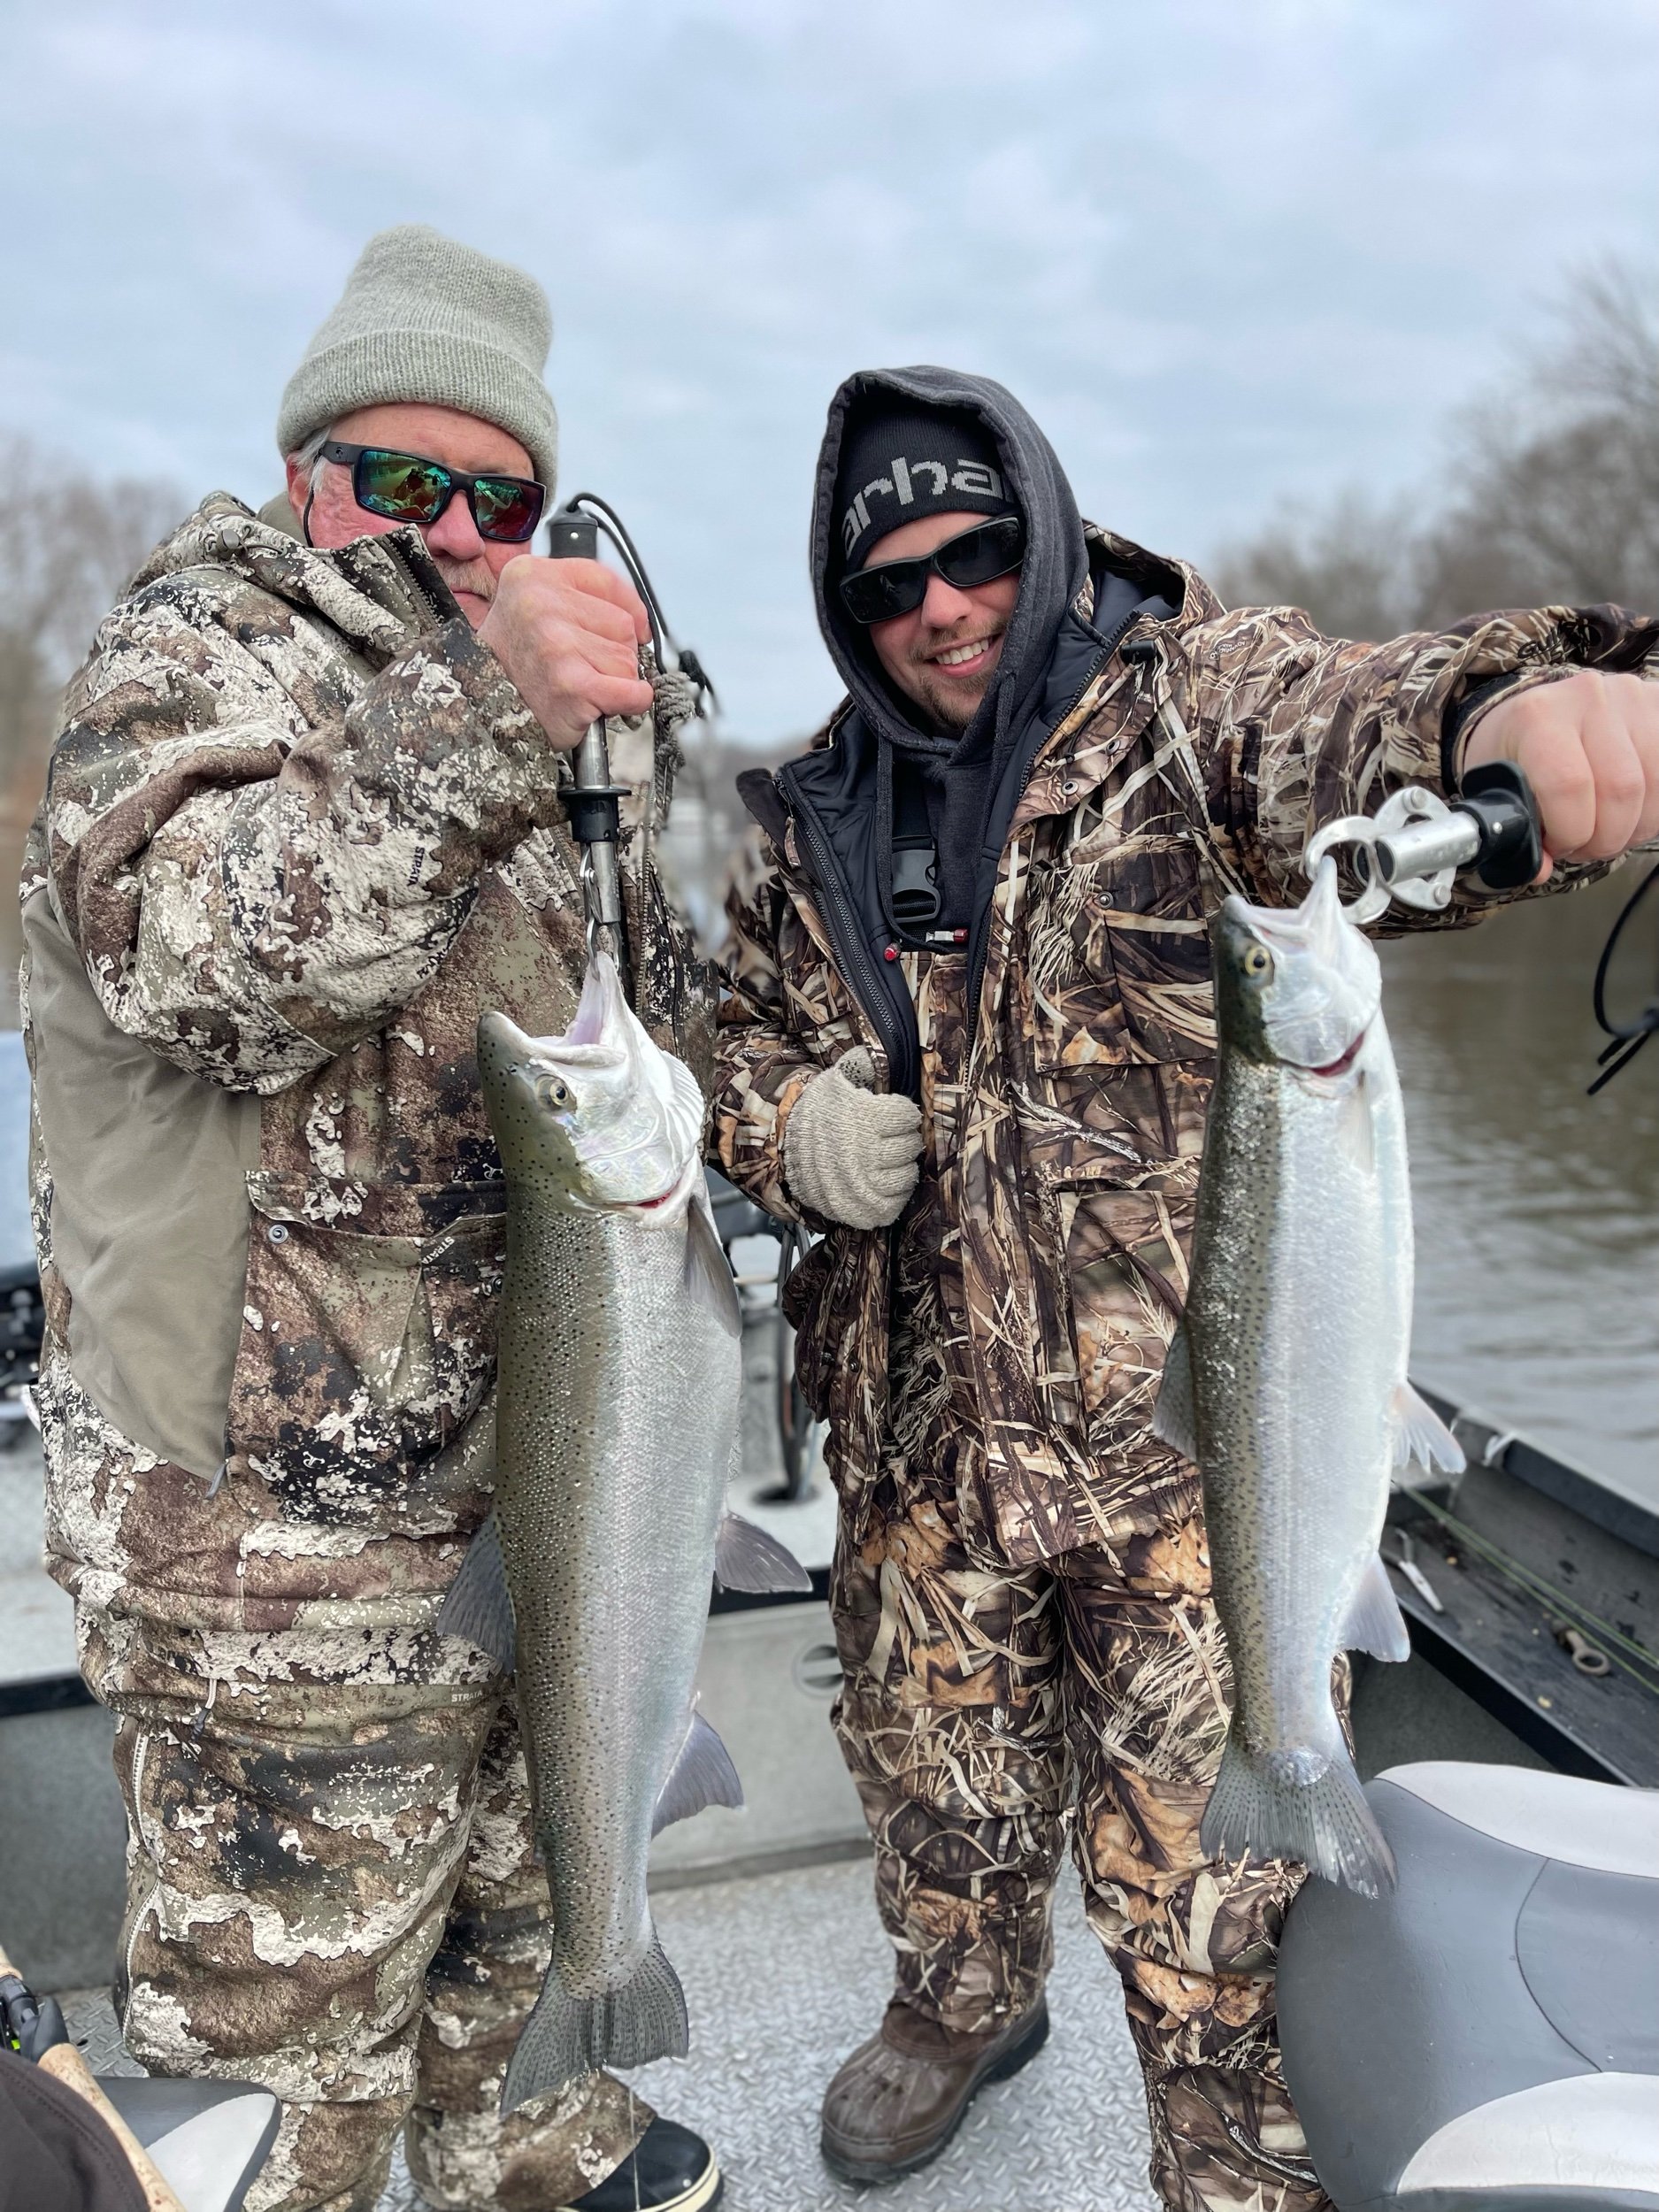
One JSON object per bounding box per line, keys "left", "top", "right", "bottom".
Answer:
{"left": 684, "top": 1193, "right": 741, "bottom": 1339}
{"left": 1391, "top": 1382, "right": 1465, "bottom": 1475}
{"left": 435, "top": 1512, "right": 517, "bottom": 1672}
{"left": 1342, "top": 1549, "right": 1412, "bottom": 1663}
{"left": 652, "top": 1709, "right": 744, "bottom": 1835}
{"left": 1151, "top": 1317, "right": 1199, "bottom": 1462}
{"left": 716, "top": 1512, "right": 813, "bottom": 1594}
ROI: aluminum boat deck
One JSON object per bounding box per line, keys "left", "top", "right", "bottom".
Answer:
{"left": 64, "top": 1858, "right": 1157, "bottom": 2212}
{"left": 7, "top": 1296, "right": 1656, "bottom": 2212}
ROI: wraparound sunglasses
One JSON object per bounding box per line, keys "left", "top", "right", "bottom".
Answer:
{"left": 839, "top": 512, "right": 1025, "bottom": 625}
{"left": 319, "top": 441, "right": 547, "bottom": 544}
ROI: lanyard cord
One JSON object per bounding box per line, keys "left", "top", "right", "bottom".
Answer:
{"left": 1588, "top": 858, "right": 1659, "bottom": 1094}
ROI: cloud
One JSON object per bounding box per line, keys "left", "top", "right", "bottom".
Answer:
{"left": 5, "top": 0, "right": 1656, "bottom": 735}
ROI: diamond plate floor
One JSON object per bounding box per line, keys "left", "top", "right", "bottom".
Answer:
{"left": 64, "top": 1855, "right": 1156, "bottom": 2212}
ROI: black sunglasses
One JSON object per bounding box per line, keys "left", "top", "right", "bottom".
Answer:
{"left": 839, "top": 512, "right": 1025, "bottom": 626}
{"left": 319, "top": 441, "right": 547, "bottom": 544}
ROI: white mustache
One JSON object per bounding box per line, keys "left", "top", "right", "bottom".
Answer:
{"left": 432, "top": 555, "right": 497, "bottom": 602}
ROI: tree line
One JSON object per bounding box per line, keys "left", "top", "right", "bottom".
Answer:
{"left": 1214, "top": 262, "right": 1659, "bottom": 636}
{"left": 0, "top": 442, "right": 182, "bottom": 1009}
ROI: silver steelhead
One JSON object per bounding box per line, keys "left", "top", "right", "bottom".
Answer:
{"left": 1153, "top": 858, "right": 1463, "bottom": 1895}
{"left": 439, "top": 955, "right": 804, "bottom": 2109}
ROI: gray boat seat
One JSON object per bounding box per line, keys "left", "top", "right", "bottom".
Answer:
{"left": 1276, "top": 1763, "right": 1659, "bottom": 2212}
{"left": 98, "top": 2074, "right": 280, "bottom": 2212}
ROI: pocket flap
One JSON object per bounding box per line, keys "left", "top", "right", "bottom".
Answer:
{"left": 247, "top": 1172, "right": 507, "bottom": 1247}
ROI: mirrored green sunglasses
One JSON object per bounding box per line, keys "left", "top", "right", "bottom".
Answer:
{"left": 320, "top": 441, "right": 547, "bottom": 543}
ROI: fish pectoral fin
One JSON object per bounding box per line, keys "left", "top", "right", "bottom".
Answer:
{"left": 1391, "top": 1382, "right": 1466, "bottom": 1476}
{"left": 652, "top": 1708, "right": 744, "bottom": 1835}
{"left": 1150, "top": 1317, "right": 1199, "bottom": 1462}
{"left": 684, "top": 1192, "right": 742, "bottom": 1340}
{"left": 716, "top": 1511, "right": 813, "bottom": 1594}
{"left": 1341, "top": 1549, "right": 1412, "bottom": 1663}
{"left": 434, "top": 1513, "right": 517, "bottom": 1672}
{"left": 501, "top": 1933, "right": 688, "bottom": 2113}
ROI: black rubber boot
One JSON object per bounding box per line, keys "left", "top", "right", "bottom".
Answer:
{"left": 820, "top": 1996, "right": 1051, "bottom": 2185}
{"left": 565, "top": 2116, "right": 722, "bottom": 2211}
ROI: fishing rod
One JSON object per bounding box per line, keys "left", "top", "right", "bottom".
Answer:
{"left": 546, "top": 495, "right": 716, "bottom": 989}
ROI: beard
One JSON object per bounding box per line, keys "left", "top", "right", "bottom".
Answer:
{"left": 895, "top": 623, "right": 1007, "bottom": 731}
{"left": 907, "top": 664, "right": 990, "bottom": 730}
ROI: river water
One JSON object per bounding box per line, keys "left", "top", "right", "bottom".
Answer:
{"left": 0, "top": 866, "right": 1651, "bottom": 1509}
{"left": 1384, "top": 865, "right": 1658, "bottom": 1512}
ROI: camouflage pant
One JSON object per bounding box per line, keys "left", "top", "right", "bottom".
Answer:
{"left": 830, "top": 1448, "right": 1341, "bottom": 2212}
{"left": 77, "top": 1604, "right": 648, "bottom": 2212}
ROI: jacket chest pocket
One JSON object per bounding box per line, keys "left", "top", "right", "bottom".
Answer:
{"left": 229, "top": 1174, "right": 507, "bottom": 1522}
{"left": 1027, "top": 832, "right": 1217, "bottom": 1071}
{"left": 775, "top": 901, "right": 869, "bottom": 1065}
{"left": 1048, "top": 1171, "right": 1194, "bottom": 1461}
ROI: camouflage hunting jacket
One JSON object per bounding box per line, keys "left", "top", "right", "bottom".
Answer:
{"left": 22, "top": 492, "right": 712, "bottom": 1632}
{"left": 714, "top": 524, "right": 1652, "bottom": 1566}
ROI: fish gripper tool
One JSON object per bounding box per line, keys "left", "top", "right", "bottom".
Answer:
{"left": 547, "top": 507, "right": 634, "bottom": 981}
{"left": 1305, "top": 760, "right": 1541, "bottom": 925}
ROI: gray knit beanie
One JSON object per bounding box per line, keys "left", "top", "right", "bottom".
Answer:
{"left": 275, "top": 224, "right": 559, "bottom": 491}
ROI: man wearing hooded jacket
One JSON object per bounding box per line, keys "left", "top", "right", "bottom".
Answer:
{"left": 711, "top": 367, "right": 1659, "bottom": 2210}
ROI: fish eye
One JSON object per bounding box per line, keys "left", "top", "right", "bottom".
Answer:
{"left": 1241, "top": 943, "right": 1272, "bottom": 980}
{"left": 535, "top": 1074, "right": 572, "bottom": 1109}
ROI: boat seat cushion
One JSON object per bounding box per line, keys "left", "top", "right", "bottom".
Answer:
{"left": 1276, "top": 1763, "right": 1659, "bottom": 2212}
{"left": 99, "top": 2076, "right": 280, "bottom": 2212}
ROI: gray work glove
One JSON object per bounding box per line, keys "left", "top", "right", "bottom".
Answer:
{"left": 784, "top": 1048, "right": 924, "bottom": 1230}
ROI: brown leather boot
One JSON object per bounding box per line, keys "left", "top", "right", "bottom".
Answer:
{"left": 818, "top": 1996, "right": 1050, "bottom": 2184}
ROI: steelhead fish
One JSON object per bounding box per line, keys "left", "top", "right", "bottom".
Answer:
{"left": 1153, "top": 856, "right": 1463, "bottom": 1895}
{"left": 439, "top": 953, "right": 806, "bottom": 2110}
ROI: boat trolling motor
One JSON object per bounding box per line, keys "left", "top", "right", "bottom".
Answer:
{"left": 546, "top": 496, "right": 715, "bottom": 992}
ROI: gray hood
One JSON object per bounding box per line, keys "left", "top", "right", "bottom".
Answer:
{"left": 810, "top": 365, "right": 1089, "bottom": 766}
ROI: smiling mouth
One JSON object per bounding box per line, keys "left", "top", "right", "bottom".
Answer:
{"left": 929, "top": 634, "right": 1001, "bottom": 672}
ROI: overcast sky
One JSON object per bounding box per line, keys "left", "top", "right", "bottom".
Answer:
{"left": 5, "top": 0, "right": 1655, "bottom": 738}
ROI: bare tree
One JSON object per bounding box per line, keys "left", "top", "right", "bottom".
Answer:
{"left": 1212, "top": 489, "right": 1420, "bottom": 641}
{"left": 0, "top": 436, "right": 183, "bottom": 1014}
{"left": 1213, "top": 261, "right": 1659, "bottom": 634}
{"left": 1418, "top": 262, "right": 1659, "bottom": 623}
{"left": 0, "top": 435, "right": 184, "bottom": 787}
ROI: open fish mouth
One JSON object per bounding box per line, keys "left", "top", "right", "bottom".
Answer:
{"left": 563, "top": 957, "right": 615, "bottom": 1048}
{"left": 479, "top": 956, "right": 707, "bottom": 1214}
{"left": 1295, "top": 1024, "right": 1370, "bottom": 1079}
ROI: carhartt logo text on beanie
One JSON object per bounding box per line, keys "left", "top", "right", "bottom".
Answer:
{"left": 835, "top": 404, "right": 1010, "bottom": 572}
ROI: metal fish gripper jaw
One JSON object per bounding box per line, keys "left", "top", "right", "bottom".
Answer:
{"left": 1305, "top": 761, "right": 1542, "bottom": 924}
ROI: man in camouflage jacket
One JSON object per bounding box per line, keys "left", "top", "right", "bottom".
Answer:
{"left": 23, "top": 227, "right": 719, "bottom": 2212}
{"left": 712, "top": 365, "right": 1659, "bottom": 2210}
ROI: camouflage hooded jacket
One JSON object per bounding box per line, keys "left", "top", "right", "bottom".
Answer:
{"left": 23, "top": 492, "right": 711, "bottom": 1632}
{"left": 714, "top": 512, "right": 1650, "bottom": 1568}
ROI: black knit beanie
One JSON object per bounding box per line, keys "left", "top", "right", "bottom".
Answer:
{"left": 833, "top": 403, "right": 1010, "bottom": 572}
